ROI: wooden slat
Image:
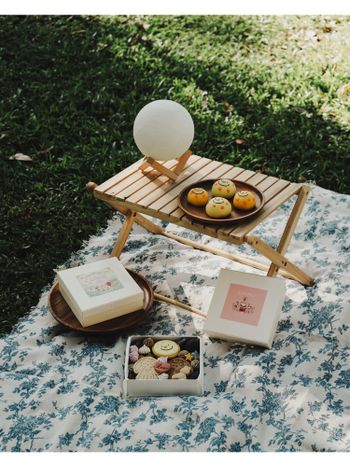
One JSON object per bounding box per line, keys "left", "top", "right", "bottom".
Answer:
{"left": 125, "top": 155, "right": 205, "bottom": 205}
{"left": 232, "top": 169, "right": 256, "bottom": 182}
{"left": 95, "top": 159, "right": 145, "bottom": 194}
{"left": 255, "top": 175, "right": 279, "bottom": 191}
{"left": 228, "top": 183, "right": 300, "bottom": 240}
{"left": 170, "top": 165, "right": 246, "bottom": 219}
{"left": 246, "top": 172, "right": 268, "bottom": 186}
{"left": 107, "top": 158, "right": 179, "bottom": 197}
{"left": 109, "top": 155, "right": 200, "bottom": 200}
{"left": 259, "top": 178, "right": 291, "bottom": 200}
{"left": 146, "top": 159, "right": 223, "bottom": 211}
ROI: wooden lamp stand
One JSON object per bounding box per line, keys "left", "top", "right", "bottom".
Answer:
{"left": 139, "top": 150, "right": 192, "bottom": 181}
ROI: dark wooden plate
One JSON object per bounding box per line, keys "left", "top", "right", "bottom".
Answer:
{"left": 48, "top": 269, "right": 154, "bottom": 334}
{"left": 178, "top": 179, "right": 265, "bottom": 225}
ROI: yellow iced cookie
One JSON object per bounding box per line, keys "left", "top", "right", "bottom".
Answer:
{"left": 211, "top": 179, "right": 236, "bottom": 198}
{"left": 233, "top": 190, "right": 256, "bottom": 210}
{"left": 205, "top": 197, "right": 232, "bottom": 218}
{"left": 187, "top": 187, "right": 209, "bottom": 207}
{"left": 152, "top": 340, "right": 180, "bottom": 358}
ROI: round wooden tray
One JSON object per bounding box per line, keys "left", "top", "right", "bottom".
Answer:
{"left": 178, "top": 179, "right": 265, "bottom": 225}
{"left": 48, "top": 269, "right": 154, "bottom": 334}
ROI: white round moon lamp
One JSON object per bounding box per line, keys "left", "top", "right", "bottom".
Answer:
{"left": 134, "top": 99, "right": 194, "bottom": 180}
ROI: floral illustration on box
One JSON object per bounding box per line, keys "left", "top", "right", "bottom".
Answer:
{"left": 77, "top": 267, "right": 123, "bottom": 297}
{"left": 220, "top": 284, "right": 267, "bottom": 326}
{"left": 233, "top": 297, "right": 255, "bottom": 314}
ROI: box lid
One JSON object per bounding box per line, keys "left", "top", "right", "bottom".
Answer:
{"left": 57, "top": 258, "right": 144, "bottom": 315}
{"left": 203, "top": 269, "right": 286, "bottom": 348}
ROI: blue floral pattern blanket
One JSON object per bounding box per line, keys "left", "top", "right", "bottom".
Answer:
{"left": 1, "top": 185, "right": 350, "bottom": 452}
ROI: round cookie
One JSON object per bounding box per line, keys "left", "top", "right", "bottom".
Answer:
{"left": 205, "top": 197, "right": 232, "bottom": 218}
{"left": 187, "top": 187, "right": 209, "bottom": 207}
{"left": 152, "top": 340, "right": 180, "bottom": 358}
{"left": 233, "top": 190, "right": 256, "bottom": 210}
{"left": 211, "top": 179, "right": 236, "bottom": 198}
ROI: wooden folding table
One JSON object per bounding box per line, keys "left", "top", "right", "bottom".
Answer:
{"left": 87, "top": 154, "right": 313, "bottom": 315}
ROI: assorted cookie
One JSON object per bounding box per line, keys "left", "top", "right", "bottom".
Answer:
{"left": 127, "top": 337, "right": 200, "bottom": 381}
{"left": 152, "top": 339, "right": 180, "bottom": 358}
{"left": 133, "top": 356, "right": 158, "bottom": 380}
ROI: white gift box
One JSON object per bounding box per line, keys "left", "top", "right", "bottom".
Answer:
{"left": 203, "top": 269, "right": 286, "bottom": 349}
{"left": 57, "top": 258, "right": 144, "bottom": 327}
{"left": 123, "top": 335, "right": 204, "bottom": 397}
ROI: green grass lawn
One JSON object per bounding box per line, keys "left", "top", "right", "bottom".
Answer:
{"left": 0, "top": 15, "right": 349, "bottom": 336}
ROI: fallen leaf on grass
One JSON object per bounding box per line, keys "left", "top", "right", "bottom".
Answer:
{"left": 9, "top": 153, "right": 32, "bottom": 161}
{"left": 234, "top": 138, "right": 250, "bottom": 148}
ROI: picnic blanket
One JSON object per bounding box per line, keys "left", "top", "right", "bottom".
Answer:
{"left": 1, "top": 184, "right": 350, "bottom": 452}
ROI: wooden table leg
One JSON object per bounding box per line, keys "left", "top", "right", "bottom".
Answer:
{"left": 246, "top": 235, "right": 313, "bottom": 286}
{"left": 161, "top": 230, "right": 298, "bottom": 281}
{"left": 267, "top": 185, "right": 310, "bottom": 277}
{"left": 154, "top": 292, "right": 207, "bottom": 318}
{"left": 107, "top": 200, "right": 164, "bottom": 235}
{"left": 111, "top": 210, "right": 137, "bottom": 258}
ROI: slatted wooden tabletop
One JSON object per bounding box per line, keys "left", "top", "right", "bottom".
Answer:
{"left": 94, "top": 155, "right": 301, "bottom": 245}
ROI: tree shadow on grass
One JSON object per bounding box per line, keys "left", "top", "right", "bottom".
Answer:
{"left": 0, "top": 15, "right": 349, "bottom": 335}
